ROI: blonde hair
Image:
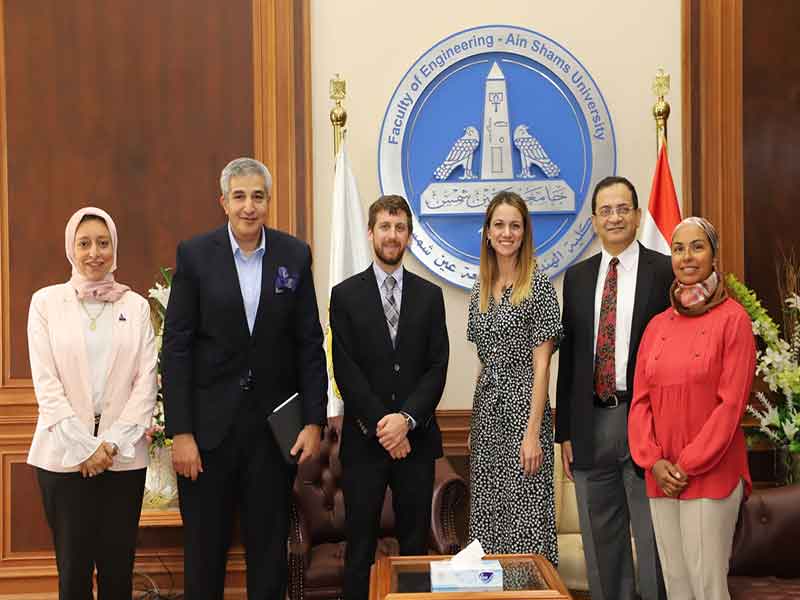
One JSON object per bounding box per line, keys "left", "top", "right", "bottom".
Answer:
{"left": 478, "top": 191, "right": 536, "bottom": 312}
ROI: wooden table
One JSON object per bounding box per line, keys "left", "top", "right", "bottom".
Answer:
{"left": 369, "top": 554, "right": 573, "bottom": 599}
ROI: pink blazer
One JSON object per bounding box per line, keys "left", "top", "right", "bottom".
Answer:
{"left": 27, "top": 283, "right": 158, "bottom": 472}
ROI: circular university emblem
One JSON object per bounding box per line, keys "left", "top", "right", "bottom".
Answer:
{"left": 378, "top": 25, "right": 616, "bottom": 289}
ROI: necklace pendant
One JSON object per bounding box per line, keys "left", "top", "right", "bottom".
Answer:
{"left": 89, "top": 320, "right": 97, "bottom": 331}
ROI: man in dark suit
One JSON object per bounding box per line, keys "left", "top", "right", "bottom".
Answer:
{"left": 330, "top": 195, "right": 449, "bottom": 600}
{"left": 556, "top": 176, "right": 672, "bottom": 600}
{"left": 162, "top": 158, "right": 327, "bottom": 600}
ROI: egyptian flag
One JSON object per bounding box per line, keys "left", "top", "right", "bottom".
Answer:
{"left": 640, "top": 143, "right": 681, "bottom": 255}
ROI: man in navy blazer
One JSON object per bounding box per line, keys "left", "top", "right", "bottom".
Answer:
{"left": 162, "top": 158, "right": 327, "bottom": 600}
{"left": 330, "top": 195, "right": 449, "bottom": 600}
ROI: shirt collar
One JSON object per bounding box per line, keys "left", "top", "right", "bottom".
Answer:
{"left": 601, "top": 240, "right": 639, "bottom": 273}
{"left": 373, "top": 262, "right": 404, "bottom": 290}
{"left": 228, "top": 222, "right": 266, "bottom": 258}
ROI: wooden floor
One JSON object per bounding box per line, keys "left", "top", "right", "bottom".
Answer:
{"left": 1, "top": 590, "right": 585, "bottom": 600}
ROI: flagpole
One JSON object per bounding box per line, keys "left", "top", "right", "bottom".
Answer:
{"left": 330, "top": 74, "right": 347, "bottom": 159}
{"left": 652, "top": 68, "right": 671, "bottom": 155}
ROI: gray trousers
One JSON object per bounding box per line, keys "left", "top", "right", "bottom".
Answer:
{"left": 572, "top": 405, "right": 666, "bottom": 600}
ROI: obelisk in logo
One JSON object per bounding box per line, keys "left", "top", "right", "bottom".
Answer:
{"left": 481, "top": 62, "right": 514, "bottom": 180}
{"left": 422, "top": 62, "right": 573, "bottom": 216}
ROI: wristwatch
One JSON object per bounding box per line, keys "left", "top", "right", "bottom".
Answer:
{"left": 400, "top": 411, "right": 415, "bottom": 431}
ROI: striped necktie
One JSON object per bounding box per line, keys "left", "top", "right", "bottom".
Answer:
{"left": 382, "top": 275, "right": 399, "bottom": 347}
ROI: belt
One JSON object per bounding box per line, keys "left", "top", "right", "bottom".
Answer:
{"left": 593, "top": 391, "right": 631, "bottom": 409}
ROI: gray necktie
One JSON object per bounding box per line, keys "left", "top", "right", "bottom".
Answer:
{"left": 382, "top": 275, "right": 399, "bottom": 347}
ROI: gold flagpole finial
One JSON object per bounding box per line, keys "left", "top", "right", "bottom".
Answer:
{"left": 652, "top": 68, "right": 671, "bottom": 155}
{"left": 330, "top": 74, "right": 347, "bottom": 160}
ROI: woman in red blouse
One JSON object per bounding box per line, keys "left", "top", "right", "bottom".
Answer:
{"left": 628, "top": 216, "right": 756, "bottom": 600}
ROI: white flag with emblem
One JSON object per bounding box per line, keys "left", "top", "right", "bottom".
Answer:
{"left": 326, "top": 137, "right": 371, "bottom": 417}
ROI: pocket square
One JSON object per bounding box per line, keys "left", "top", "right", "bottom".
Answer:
{"left": 274, "top": 266, "right": 299, "bottom": 294}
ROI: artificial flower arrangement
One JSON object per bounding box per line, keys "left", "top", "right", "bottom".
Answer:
{"left": 143, "top": 268, "right": 176, "bottom": 507}
{"left": 727, "top": 258, "right": 800, "bottom": 459}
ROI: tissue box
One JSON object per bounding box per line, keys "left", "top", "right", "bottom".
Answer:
{"left": 430, "top": 559, "right": 503, "bottom": 591}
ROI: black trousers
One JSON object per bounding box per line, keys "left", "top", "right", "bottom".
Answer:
{"left": 36, "top": 466, "right": 146, "bottom": 600}
{"left": 342, "top": 451, "right": 434, "bottom": 600}
{"left": 177, "top": 401, "right": 295, "bottom": 600}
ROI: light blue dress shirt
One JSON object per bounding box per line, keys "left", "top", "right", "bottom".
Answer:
{"left": 228, "top": 223, "right": 266, "bottom": 335}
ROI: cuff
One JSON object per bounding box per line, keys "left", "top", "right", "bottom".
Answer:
{"left": 51, "top": 416, "right": 101, "bottom": 468}
{"left": 400, "top": 411, "right": 417, "bottom": 430}
{"left": 327, "top": 395, "right": 344, "bottom": 418}
{"left": 101, "top": 422, "right": 146, "bottom": 464}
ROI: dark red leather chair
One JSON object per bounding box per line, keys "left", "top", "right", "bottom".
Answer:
{"left": 728, "top": 484, "right": 800, "bottom": 599}
{"left": 287, "top": 426, "right": 467, "bottom": 600}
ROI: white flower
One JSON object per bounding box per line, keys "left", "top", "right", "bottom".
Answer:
{"left": 786, "top": 293, "right": 800, "bottom": 310}
{"left": 763, "top": 404, "right": 781, "bottom": 428}
{"left": 782, "top": 420, "right": 799, "bottom": 442}
{"left": 148, "top": 283, "right": 171, "bottom": 310}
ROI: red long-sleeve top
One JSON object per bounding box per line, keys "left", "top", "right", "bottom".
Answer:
{"left": 629, "top": 298, "right": 756, "bottom": 499}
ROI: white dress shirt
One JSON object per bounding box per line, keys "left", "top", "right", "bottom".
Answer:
{"left": 52, "top": 299, "right": 143, "bottom": 467}
{"left": 592, "top": 241, "right": 640, "bottom": 392}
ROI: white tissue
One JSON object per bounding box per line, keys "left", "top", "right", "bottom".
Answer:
{"left": 450, "top": 539, "right": 486, "bottom": 565}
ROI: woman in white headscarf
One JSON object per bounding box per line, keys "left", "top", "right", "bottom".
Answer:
{"left": 27, "top": 207, "right": 157, "bottom": 600}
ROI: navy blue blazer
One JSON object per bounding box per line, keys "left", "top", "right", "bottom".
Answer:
{"left": 162, "top": 225, "right": 327, "bottom": 450}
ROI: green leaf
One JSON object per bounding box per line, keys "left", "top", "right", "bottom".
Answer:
{"left": 159, "top": 266, "right": 173, "bottom": 286}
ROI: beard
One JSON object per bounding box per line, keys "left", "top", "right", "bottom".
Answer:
{"left": 374, "top": 241, "right": 405, "bottom": 266}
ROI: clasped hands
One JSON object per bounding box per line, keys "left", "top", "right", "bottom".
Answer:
{"left": 377, "top": 413, "right": 411, "bottom": 460}
{"left": 652, "top": 459, "right": 689, "bottom": 497}
{"left": 79, "top": 442, "right": 118, "bottom": 478}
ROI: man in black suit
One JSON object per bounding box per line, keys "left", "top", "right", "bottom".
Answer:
{"left": 162, "top": 157, "right": 327, "bottom": 600}
{"left": 330, "top": 195, "right": 449, "bottom": 600}
{"left": 556, "top": 176, "right": 672, "bottom": 600}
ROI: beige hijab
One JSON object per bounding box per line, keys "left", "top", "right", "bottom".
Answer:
{"left": 65, "top": 207, "right": 130, "bottom": 302}
{"left": 669, "top": 216, "right": 728, "bottom": 317}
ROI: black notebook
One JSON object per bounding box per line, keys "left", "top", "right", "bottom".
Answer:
{"left": 267, "top": 392, "right": 303, "bottom": 464}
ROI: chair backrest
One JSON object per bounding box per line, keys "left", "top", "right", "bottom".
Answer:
{"left": 554, "top": 443, "right": 582, "bottom": 535}
{"left": 293, "top": 426, "right": 396, "bottom": 545}
{"left": 729, "top": 483, "right": 800, "bottom": 578}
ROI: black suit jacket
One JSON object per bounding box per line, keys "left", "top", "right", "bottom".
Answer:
{"left": 162, "top": 225, "right": 327, "bottom": 450}
{"left": 330, "top": 265, "right": 449, "bottom": 464}
{"left": 555, "top": 242, "right": 672, "bottom": 470}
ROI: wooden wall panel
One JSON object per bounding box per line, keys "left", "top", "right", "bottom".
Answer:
{"left": 252, "top": 0, "right": 313, "bottom": 243}
{"left": 8, "top": 462, "right": 50, "bottom": 554}
{"left": 684, "top": 0, "right": 800, "bottom": 328}
{"left": 681, "top": 0, "right": 744, "bottom": 280}
{"left": 0, "top": 0, "right": 314, "bottom": 596}
{"left": 742, "top": 0, "right": 800, "bottom": 322}
{"left": 2, "top": 0, "right": 254, "bottom": 382}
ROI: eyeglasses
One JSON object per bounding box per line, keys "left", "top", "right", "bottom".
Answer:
{"left": 595, "top": 205, "right": 635, "bottom": 218}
